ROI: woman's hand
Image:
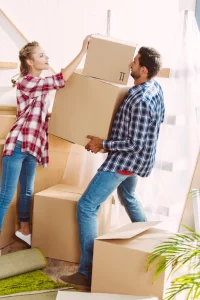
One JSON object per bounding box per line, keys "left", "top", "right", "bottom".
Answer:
{"left": 81, "top": 35, "right": 92, "bottom": 54}
{"left": 62, "top": 34, "right": 93, "bottom": 82}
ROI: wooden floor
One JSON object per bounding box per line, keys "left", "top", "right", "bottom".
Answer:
{"left": 0, "top": 237, "right": 89, "bottom": 294}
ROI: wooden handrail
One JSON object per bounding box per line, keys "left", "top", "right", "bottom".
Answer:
{"left": 0, "top": 62, "right": 18, "bottom": 69}
{"left": 0, "top": 106, "right": 17, "bottom": 115}
{"left": 157, "top": 68, "right": 170, "bottom": 78}
{"left": 0, "top": 8, "right": 56, "bottom": 74}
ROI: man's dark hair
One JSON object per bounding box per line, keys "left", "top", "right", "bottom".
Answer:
{"left": 138, "top": 47, "right": 162, "bottom": 79}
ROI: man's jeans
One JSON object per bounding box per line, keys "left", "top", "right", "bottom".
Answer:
{"left": 0, "top": 141, "right": 37, "bottom": 230}
{"left": 77, "top": 171, "right": 147, "bottom": 280}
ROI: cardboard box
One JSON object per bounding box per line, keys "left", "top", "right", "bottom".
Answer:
{"left": 83, "top": 34, "right": 136, "bottom": 85}
{"left": 91, "top": 222, "right": 171, "bottom": 300}
{"left": 34, "top": 134, "right": 71, "bottom": 194}
{"left": 57, "top": 291, "right": 158, "bottom": 300}
{"left": 49, "top": 70, "right": 131, "bottom": 146}
{"left": 62, "top": 144, "right": 107, "bottom": 190}
{"left": 32, "top": 184, "right": 112, "bottom": 263}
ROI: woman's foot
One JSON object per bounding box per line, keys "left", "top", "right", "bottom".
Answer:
{"left": 15, "top": 222, "right": 31, "bottom": 245}
{"left": 15, "top": 230, "right": 31, "bottom": 245}
{"left": 19, "top": 222, "right": 31, "bottom": 234}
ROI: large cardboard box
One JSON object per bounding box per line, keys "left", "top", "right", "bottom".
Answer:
{"left": 32, "top": 184, "right": 112, "bottom": 263}
{"left": 34, "top": 134, "right": 71, "bottom": 194}
{"left": 83, "top": 34, "right": 136, "bottom": 85}
{"left": 49, "top": 70, "right": 131, "bottom": 146}
{"left": 91, "top": 222, "right": 171, "bottom": 300}
{"left": 57, "top": 291, "right": 158, "bottom": 300}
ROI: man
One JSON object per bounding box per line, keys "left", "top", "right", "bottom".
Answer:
{"left": 60, "top": 47, "right": 165, "bottom": 288}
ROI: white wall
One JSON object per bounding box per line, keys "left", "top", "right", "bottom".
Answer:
{"left": 0, "top": 0, "right": 180, "bottom": 106}
{"left": 1, "top": 0, "right": 180, "bottom": 71}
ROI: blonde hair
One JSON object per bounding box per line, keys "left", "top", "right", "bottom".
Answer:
{"left": 11, "top": 41, "right": 39, "bottom": 87}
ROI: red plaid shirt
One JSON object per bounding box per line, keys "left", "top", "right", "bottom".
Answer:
{"left": 3, "top": 72, "right": 65, "bottom": 167}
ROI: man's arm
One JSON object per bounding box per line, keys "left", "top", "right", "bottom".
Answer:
{"left": 86, "top": 101, "right": 151, "bottom": 153}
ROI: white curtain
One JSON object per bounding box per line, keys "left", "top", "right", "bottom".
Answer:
{"left": 135, "top": 10, "right": 200, "bottom": 232}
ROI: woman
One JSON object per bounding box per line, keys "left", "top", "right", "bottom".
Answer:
{"left": 0, "top": 35, "right": 91, "bottom": 245}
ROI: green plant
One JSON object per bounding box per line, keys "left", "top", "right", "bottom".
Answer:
{"left": 146, "top": 225, "right": 200, "bottom": 300}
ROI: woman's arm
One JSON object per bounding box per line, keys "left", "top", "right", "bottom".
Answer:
{"left": 61, "top": 35, "right": 92, "bottom": 81}
{"left": 17, "top": 35, "right": 92, "bottom": 97}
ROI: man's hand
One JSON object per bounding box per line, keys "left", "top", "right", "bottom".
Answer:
{"left": 85, "top": 135, "right": 103, "bottom": 153}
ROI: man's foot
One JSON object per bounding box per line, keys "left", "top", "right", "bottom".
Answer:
{"left": 59, "top": 272, "right": 91, "bottom": 290}
{"left": 15, "top": 231, "right": 31, "bottom": 246}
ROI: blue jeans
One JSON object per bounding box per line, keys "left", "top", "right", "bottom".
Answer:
{"left": 0, "top": 141, "right": 37, "bottom": 230}
{"left": 77, "top": 171, "right": 147, "bottom": 280}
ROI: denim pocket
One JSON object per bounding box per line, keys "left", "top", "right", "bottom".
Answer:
{"left": 14, "top": 141, "right": 22, "bottom": 149}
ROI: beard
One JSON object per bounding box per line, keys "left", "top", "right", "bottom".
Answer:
{"left": 131, "top": 70, "right": 141, "bottom": 80}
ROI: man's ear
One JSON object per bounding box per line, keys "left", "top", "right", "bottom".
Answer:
{"left": 142, "top": 66, "right": 148, "bottom": 77}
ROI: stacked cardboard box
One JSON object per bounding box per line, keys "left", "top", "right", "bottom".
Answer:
{"left": 33, "top": 35, "right": 136, "bottom": 261}
{"left": 37, "top": 34, "right": 136, "bottom": 261}
{"left": 49, "top": 35, "right": 169, "bottom": 146}
{"left": 49, "top": 35, "right": 136, "bottom": 146}
{"left": 82, "top": 34, "right": 136, "bottom": 85}
{"left": 32, "top": 183, "right": 112, "bottom": 263}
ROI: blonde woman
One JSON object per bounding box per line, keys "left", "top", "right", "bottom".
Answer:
{"left": 0, "top": 35, "right": 91, "bottom": 245}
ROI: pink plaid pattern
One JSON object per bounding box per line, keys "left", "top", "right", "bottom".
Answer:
{"left": 3, "top": 72, "right": 65, "bottom": 167}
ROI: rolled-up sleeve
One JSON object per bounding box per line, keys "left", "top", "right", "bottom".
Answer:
{"left": 17, "top": 73, "right": 65, "bottom": 98}
{"left": 43, "top": 72, "right": 65, "bottom": 91}
{"left": 103, "top": 101, "right": 151, "bottom": 152}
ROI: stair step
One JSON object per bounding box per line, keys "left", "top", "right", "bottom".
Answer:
{"left": 0, "top": 115, "right": 16, "bottom": 138}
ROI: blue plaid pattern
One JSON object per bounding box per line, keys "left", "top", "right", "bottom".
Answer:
{"left": 99, "top": 79, "right": 165, "bottom": 177}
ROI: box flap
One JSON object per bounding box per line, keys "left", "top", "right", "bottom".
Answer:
{"left": 91, "top": 34, "right": 137, "bottom": 48}
{"left": 47, "top": 184, "right": 84, "bottom": 194}
{"left": 96, "top": 221, "right": 161, "bottom": 240}
{"left": 56, "top": 291, "right": 158, "bottom": 300}
{"left": 74, "top": 69, "right": 132, "bottom": 89}
{"left": 35, "top": 189, "right": 81, "bottom": 202}
{"left": 75, "top": 68, "right": 83, "bottom": 75}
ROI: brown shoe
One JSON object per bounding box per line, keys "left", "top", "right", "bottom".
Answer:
{"left": 59, "top": 272, "right": 91, "bottom": 290}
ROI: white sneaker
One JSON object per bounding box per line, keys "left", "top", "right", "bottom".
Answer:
{"left": 15, "top": 231, "right": 31, "bottom": 246}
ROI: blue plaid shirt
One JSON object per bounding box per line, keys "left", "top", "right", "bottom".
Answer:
{"left": 98, "top": 79, "right": 165, "bottom": 177}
